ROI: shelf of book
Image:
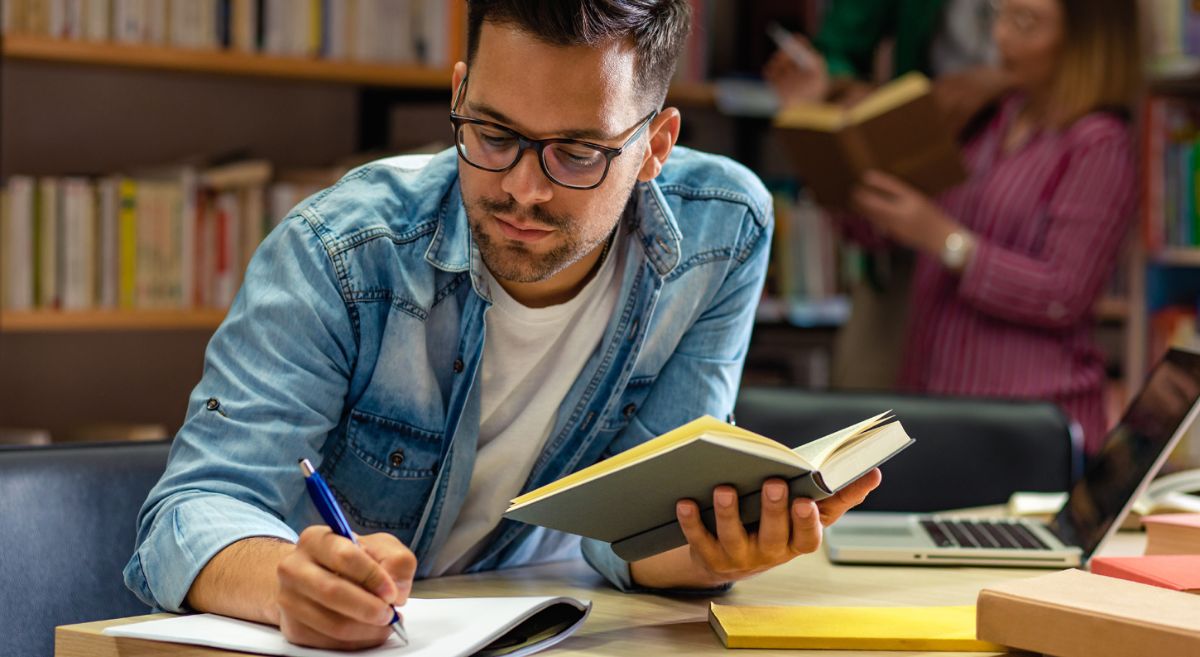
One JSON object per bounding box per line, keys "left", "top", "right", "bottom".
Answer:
{"left": 2, "top": 36, "right": 454, "bottom": 88}
{"left": 0, "top": 309, "right": 226, "bottom": 333}
{"left": 1153, "top": 248, "right": 1200, "bottom": 267}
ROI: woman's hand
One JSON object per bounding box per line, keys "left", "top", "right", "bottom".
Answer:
{"left": 763, "top": 33, "right": 830, "bottom": 107}
{"left": 850, "top": 170, "right": 964, "bottom": 258}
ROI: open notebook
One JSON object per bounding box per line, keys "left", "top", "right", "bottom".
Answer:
{"left": 104, "top": 596, "right": 591, "bottom": 657}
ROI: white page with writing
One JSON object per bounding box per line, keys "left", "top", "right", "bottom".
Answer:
{"left": 104, "top": 596, "right": 591, "bottom": 657}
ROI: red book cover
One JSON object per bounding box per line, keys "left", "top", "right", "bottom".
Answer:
{"left": 1090, "top": 555, "right": 1200, "bottom": 593}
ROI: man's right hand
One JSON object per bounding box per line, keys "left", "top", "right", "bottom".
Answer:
{"left": 276, "top": 527, "right": 418, "bottom": 650}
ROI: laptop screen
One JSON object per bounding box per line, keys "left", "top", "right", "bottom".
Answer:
{"left": 1049, "top": 348, "right": 1200, "bottom": 558}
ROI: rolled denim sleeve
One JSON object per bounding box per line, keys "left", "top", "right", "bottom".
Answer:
{"left": 124, "top": 212, "right": 358, "bottom": 611}
{"left": 580, "top": 193, "right": 772, "bottom": 594}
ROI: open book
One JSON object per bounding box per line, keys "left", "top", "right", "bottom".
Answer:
{"left": 504, "top": 414, "right": 913, "bottom": 562}
{"left": 774, "top": 72, "right": 966, "bottom": 209}
{"left": 103, "top": 596, "right": 591, "bottom": 657}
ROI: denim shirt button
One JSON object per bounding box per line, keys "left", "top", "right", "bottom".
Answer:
{"left": 453, "top": 358, "right": 464, "bottom": 373}
{"left": 623, "top": 403, "right": 637, "bottom": 418}
{"left": 205, "top": 398, "right": 219, "bottom": 411}
{"left": 389, "top": 450, "right": 405, "bottom": 468}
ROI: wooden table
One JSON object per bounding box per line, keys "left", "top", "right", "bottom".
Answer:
{"left": 56, "top": 530, "right": 1146, "bottom": 657}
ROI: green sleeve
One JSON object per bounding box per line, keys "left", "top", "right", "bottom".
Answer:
{"left": 813, "top": 0, "right": 897, "bottom": 80}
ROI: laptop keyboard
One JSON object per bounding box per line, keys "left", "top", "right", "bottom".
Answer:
{"left": 920, "top": 519, "right": 1051, "bottom": 550}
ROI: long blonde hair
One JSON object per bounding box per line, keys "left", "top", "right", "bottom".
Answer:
{"left": 1047, "top": 0, "right": 1143, "bottom": 127}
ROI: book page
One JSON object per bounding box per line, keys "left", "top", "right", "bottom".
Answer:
{"left": 819, "top": 422, "right": 914, "bottom": 490}
{"left": 104, "top": 597, "right": 591, "bottom": 657}
{"left": 791, "top": 412, "right": 891, "bottom": 468}
{"left": 846, "top": 72, "right": 931, "bottom": 124}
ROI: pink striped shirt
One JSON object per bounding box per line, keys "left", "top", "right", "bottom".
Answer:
{"left": 852, "top": 95, "right": 1136, "bottom": 453}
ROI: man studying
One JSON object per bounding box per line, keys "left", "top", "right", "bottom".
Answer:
{"left": 124, "top": 0, "right": 881, "bottom": 650}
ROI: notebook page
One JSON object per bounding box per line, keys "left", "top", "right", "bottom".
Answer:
{"left": 104, "top": 596, "right": 591, "bottom": 657}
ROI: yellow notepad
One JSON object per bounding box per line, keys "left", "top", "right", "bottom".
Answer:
{"left": 708, "top": 603, "right": 1004, "bottom": 651}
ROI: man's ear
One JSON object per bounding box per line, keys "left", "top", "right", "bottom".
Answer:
{"left": 451, "top": 62, "right": 468, "bottom": 107}
{"left": 637, "top": 107, "right": 682, "bottom": 182}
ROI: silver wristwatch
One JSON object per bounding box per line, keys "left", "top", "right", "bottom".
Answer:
{"left": 940, "top": 230, "right": 975, "bottom": 272}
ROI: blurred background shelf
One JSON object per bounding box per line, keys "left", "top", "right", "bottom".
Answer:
{"left": 2, "top": 35, "right": 455, "bottom": 87}
{"left": 0, "top": 310, "right": 227, "bottom": 333}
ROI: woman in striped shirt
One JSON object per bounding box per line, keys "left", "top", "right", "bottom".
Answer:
{"left": 848, "top": 0, "right": 1142, "bottom": 454}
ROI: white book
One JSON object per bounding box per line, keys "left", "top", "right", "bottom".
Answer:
{"left": 264, "top": 0, "right": 286, "bottom": 54}
{"left": 104, "top": 596, "right": 591, "bottom": 657}
{"left": 113, "top": 0, "right": 143, "bottom": 43}
{"left": 96, "top": 176, "right": 119, "bottom": 308}
{"left": 63, "top": 0, "right": 84, "bottom": 39}
{"left": 419, "top": 0, "right": 447, "bottom": 68}
{"left": 3, "top": 176, "right": 35, "bottom": 311}
{"left": 84, "top": 0, "right": 111, "bottom": 41}
{"left": 61, "top": 178, "right": 96, "bottom": 310}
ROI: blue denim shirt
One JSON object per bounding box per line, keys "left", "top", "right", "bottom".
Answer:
{"left": 124, "top": 147, "right": 772, "bottom": 611}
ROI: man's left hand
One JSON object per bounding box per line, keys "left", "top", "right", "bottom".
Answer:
{"left": 630, "top": 469, "right": 881, "bottom": 588}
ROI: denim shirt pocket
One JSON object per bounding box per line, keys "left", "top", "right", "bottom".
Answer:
{"left": 321, "top": 408, "right": 444, "bottom": 537}
{"left": 599, "top": 375, "right": 657, "bottom": 456}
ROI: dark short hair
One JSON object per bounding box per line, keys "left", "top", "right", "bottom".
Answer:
{"left": 466, "top": 0, "right": 691, "bottom": 109}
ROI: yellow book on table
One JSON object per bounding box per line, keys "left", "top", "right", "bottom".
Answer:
{"left": 708, "top": 603, "right": 1004, "bottom": 651}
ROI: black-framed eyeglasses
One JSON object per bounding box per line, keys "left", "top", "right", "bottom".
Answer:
{"left": 449, "top": 75, "right": 658, "bottom": 190}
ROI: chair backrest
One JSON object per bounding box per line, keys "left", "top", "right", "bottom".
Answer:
{"left": 734, "top": 388, "right": 1081, "bottom": 512}
{"left": 0, "top": 440, "right": 171, "bottom": 657}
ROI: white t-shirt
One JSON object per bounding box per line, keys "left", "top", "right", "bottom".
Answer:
{"left": 428, "top": 227, "right": 626, "bottom": 576}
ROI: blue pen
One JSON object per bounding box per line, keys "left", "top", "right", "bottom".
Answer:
{"left": 298, "top": 458, "right": 409, "bottom": 647}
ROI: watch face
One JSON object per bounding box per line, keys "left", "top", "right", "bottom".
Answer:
{"left": 941, "top": 232, "right": 968, "bottom": 269}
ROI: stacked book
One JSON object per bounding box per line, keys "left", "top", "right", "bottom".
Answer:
{"left": 1141, "top": 96, "right": 1200, "bottom": 251}
{"left": 2, "top": 0, "right": 462, "bottom": 67}
{"left": 0, "top": 160, "right": 333, "bottom": 312}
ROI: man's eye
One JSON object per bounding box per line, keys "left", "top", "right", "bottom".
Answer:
{"left": 481, "top": 132, "right": 515, "bottom": 147}
{"left": 561, "top": 148, "right": 601, "bottom": 165}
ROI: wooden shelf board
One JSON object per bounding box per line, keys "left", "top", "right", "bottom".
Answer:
{"left": 2, "top": 36, "right": 453, "bottom": 88}
{"left": 0, "top": 310, "right": 227, "bottom": 333}
{"left": 1153, "top": 248, "right": 1200, "bottom": 267}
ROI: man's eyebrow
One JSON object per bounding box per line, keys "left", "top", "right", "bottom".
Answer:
{"left": 467, "top": 101, "right": 618, "bottom": 142}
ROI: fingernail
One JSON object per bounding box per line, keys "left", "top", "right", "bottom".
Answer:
{"left": 716, "top": 490, "right": 734, "bottom": 507}
{"left": 795, "top": 501, "right": 814, "bottom": 519}
{"left": 677, "top": 501, "right": 693, "bottom": 517}
{"left": 374, "top": 581, "right": 394, "bottom": 599}
{"left": 766, "top": 484, "right": 785, "bottom": 503}
{"left": 379, "top": 606, "right": 396, "bottom": 625}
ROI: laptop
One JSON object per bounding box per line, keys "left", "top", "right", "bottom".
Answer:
{"left": 824, "top": 347, "right": 1200, "bottom": 568}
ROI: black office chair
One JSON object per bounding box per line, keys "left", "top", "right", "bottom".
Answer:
{"left": 734, "top": 387, "right": 1082, "bottom": 512}
{"left": 0, "top": 440, "right": 171, "bottom": 657}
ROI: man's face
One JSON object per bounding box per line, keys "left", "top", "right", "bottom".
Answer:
{"left": 456, "top": 22, "right": 650, "bottom": 284}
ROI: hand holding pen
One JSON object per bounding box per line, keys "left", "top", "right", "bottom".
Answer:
{"left": 274, "top": 458, "right": 417, "bottom": 650}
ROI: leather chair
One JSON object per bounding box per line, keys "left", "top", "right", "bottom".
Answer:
{"left": 0, "top": 440, "right": 171, "bottom": 657}
{"left": 733, "top": 387, "right": 1082, "bottom": 512}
